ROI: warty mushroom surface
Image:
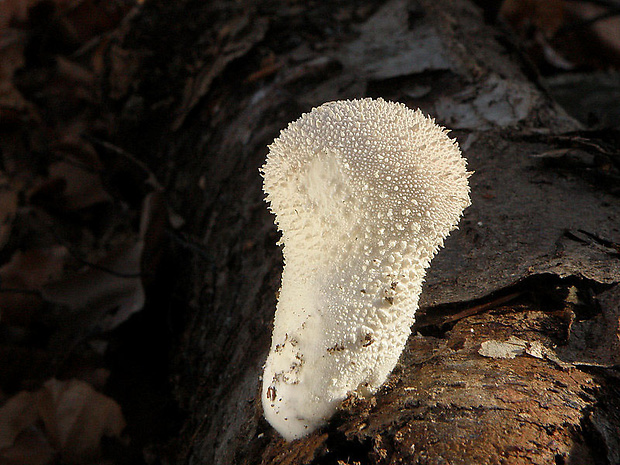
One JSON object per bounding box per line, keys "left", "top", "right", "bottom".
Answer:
{"left": 261, "top": 98, "right": 471, "bottom": 441}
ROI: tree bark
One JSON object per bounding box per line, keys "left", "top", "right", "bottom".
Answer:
{"left": 110, "top": 0, "right": 620, "bottom": 463}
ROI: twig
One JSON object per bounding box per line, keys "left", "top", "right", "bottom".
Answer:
{"left": 31, "top": 208, "right": 144, "bottom": 279}
{"left": 441, "top": 292, "right": 522, "bottom": 325}
{"left": 84, "top": 135, "right": 163, "bottom": 190}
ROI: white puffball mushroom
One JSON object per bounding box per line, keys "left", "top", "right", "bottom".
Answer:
{"left": 260, "top": 98, "right": 471, "bottom": 441}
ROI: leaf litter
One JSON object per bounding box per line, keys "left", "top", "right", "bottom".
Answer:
{"left": 0, "top": 378, "right": 126, "bottom": 465}
{"left": 0, "top": 0, "right": 176, "bottom": 463}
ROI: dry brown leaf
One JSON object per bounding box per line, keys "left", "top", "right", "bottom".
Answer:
{"left": 62, "top": 0, "right": 135, "bottom": 45}
{"left": 0, "top": 246, "right": 67, "bottom": 290}
{"left": 500, "top": 0, "right": 565, "bottom": 38}
{"left": 0, "top": 391, "right": 38, "bottom": 449}
{"left": 499, "top": 0, "right": 574, "bottom": 70}
{"left": 563, "top": 1, "right": 620, "bottom": 67}
{"left": 0, "top": 29, "right": 30, "bottom": 113}
{"left": 108, "top": 44, "right": 143, "bottom": 100}
{"left": 501, "top": 0, "right": 620, "bottom": 69}
{"left": 28, "top": 127, "right": 110, "bottom": 211}
{"left": 0, "top": 174, "right": 19, "bottom": 253}
{"left": 30, "top": 160, "right": 112, "bottom": 211}
{"left": 42, "top": 191, "right": 168, "bottom": 333}
{"left": 0, "top": 246, "right": 68, "bottom": 325}
{"left": 0, "top": 428, "right": 56, "bottom": 465}
{"left": 0, "top": 379, "right": 125, "bottom": 465}
{"left": 139, "top": 191, "right": 168, "bottom": 283}
{"left": 0, "top": 0, "right": 40, "bottom": 29}
{"left": 55, "top": 56, "right": 95, "bottom": 88}
{"left": 42, "top": 240, "right": 145, "bottom": 333}
{"left": 50, "top": 132, "right": 102, "bottom": 169}
{"left": 48, "top": 160, "right": 111, "bottom": 210}
{"left": 37, "top": 379, "right": 125, "bottom": 464}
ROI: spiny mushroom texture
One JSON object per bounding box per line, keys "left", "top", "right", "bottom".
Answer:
{"left": 261, "top": 98, "right": 471, "bottom": 441}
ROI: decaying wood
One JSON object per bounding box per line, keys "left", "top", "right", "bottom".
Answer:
{"left": 110, "top": 0, "right": 620, "bottom": 463}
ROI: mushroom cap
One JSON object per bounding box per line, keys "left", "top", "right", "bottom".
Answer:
{"left": 263, "top": 98, "right": 470, "bottom": 266}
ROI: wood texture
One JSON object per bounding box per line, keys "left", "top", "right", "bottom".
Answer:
{"left": 111, "top": 0, "right": 620, "bottom": 463}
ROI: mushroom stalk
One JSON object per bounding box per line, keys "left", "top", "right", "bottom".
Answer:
{"left": 261, "top": 98, "right": 471, "bottom": 441}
